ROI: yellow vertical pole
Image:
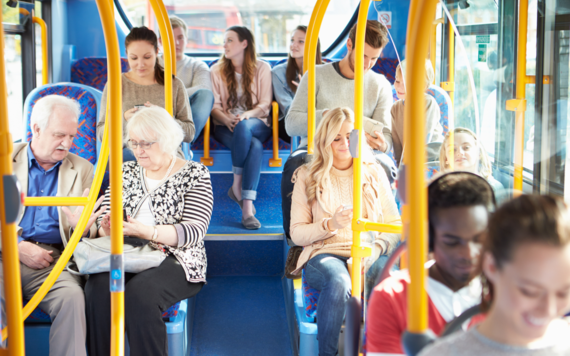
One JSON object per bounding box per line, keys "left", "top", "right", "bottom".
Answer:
{"left": 33, "top": 17, "right": 49, "bottom": 85}
{"left": 303, "top": 0, "right": 322, "bottom": 74}
{"left": 148, "top": 0, "right": 173, "bottom": 115}
{"left": 507, "top": 0, "right": 529, "bottom": 193}
{"left": 405, "top": 0, "right": 437, "bottom": 333}
{"left": 0, "top": 10, "right": 26, "bottom": 356}
{"left": 95, "top": 0, "right": 124, "bottom": 354}
{"left": 306, "top": 0, "right": 330, "bottom": 155}
{"left": 447, "top": 23, "right": 455, "bottom": 106}
{"left": 156, "top": 0, "right": 176, "bottom": 77}
{"left": 269, "top": 101, "right": 283, "bottom": 167}
{"left": 350, "top": 0, "right": 372, "bottom": 298}
{"left": 200, "top": 118, "right": 214, "bottom": 166}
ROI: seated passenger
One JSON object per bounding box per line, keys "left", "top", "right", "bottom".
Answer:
{"left": 439, "top": 127, "right": 505, "bottom": 201}
{"left": 160, "top": 15, "right": 214, "bottom": 143}
{"left": 282, "top": 20, "right": 394, "bottom": 244}
{"left": 210, "top": 26, "right": 272, "bottom": 230}
{"left": 271, "top": 25, "right": 322, "bottom": 143}
{"left": 8, "top": 95, "right": 105, "bottom": 356}
{"left": 290, "top": 107, "right": 401, "bottom": 356}
{"left": 420, "top": 195, "right": 570, "bottom": 356}
{"left": 96, "top": 26, "right": 193, "bottom": 161}
{"left": 366, "top": 171, "right": 495, "bottom": 355}
{"left": 391, "top": 59, "right": 444, "bottom": 165}
{"left": 86, "top": 107, "right": 213, "bottom": 356}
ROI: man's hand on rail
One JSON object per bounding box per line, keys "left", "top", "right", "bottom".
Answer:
{"left": 365, "top": 131, "right": 387, "bottom": 152}
{"left": 18, "top": 242, "right": 54, "bottom": 269}
{"left": 62, "top": 189, "right": 107, "bottom": 237}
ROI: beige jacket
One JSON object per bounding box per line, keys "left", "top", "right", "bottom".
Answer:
{"left": 290, "top": 163, "right": 401, "bottom": 275}
{"left": 12, "top": 142, "right": 98, "bottom": 245}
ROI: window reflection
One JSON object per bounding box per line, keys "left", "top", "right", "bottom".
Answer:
{"left": 3, "top": 34, "right": 23, "bottom": 142}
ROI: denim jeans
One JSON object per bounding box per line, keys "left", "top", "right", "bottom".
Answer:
{"left": 213, "top": 118, "right": 271, "bottom": 200}
{"left": 189, "top": 89, "right": 214, "bottom": 144}
{"left": 305, "top": 253, "right": 351, "bottom": 356}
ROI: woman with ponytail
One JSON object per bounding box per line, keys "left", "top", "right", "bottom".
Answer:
{"left": 96, "top": 26, "right": 194, "bottom": 161}
{"left": 210, "top": 26, "right": 273, "bottom": 229}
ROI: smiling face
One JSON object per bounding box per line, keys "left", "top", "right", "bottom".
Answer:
{"left": 394, "top": 68, "right": 405, "bottom": 100}
{"left": 346, "top": 39, "right": 382, "bottom": 75}
{"left": 290, "top": 29, "right": 306, "bottom": 59}
{"left": 126, "top": 40, "right": 157, "bottom": 80}
{"left": 483, "top": 242, "right": 570, "bottom": 345}
{"left": 223, "top": 30, "right": 247, "bottom": 61}
{"left": 173, "top": 26, "right": 188, "bottom": 61}
{"left": 446, "top": 132, "right": 480, "bottom": 173}
{"left": 31, "top": 106, "right": 78, "bottom": 165}
{"left": 331, "top": 120, "right": 353, "bottom": 166}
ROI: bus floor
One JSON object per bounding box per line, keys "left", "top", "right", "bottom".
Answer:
{"left": 189, "top": 276, "right": 292, "bottom": 356}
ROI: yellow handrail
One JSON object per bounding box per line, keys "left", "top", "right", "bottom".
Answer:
{"left": 0, "top": 9, "right": 26, "bottom": 355}
{"left": 156, "top": 1, "right": 176, "bottom": 77}
{"left": 200, "top": 118, "right": 214, "bottom": 166}
{"left": 147, "top": 0, "right": 173, "bottom": 115}
{"left": 430, "top": 18, "right": 444, "bottom": 85}
{"left": 33, "top": 17, "right": 49, "bottom": 86}
{"left": 404, "top": 0, "right": 437, "bottom": 333}
{"left": 25, "top": 197, "right": 88, "bottom": 206}
{"left": 306, "top": 0, "right": 330, "bottom": 156}
{"left": 269, "top": 101, "right": 283, "bottom": 167}
{"left": 507, "top": 0, "right": 530, "bottom": 193}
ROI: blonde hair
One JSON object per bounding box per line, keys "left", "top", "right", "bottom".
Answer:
{"left": 439, "top": 127, "right": 492, "bottom": 179}
{"left": 396, "top": 59, "right": 434, "bottom": 91}
{"left": 125, "top": 106, "right": 184, "bottom": 156}
{"left": 169, "top": 16, "right": 188, "bottom": 37}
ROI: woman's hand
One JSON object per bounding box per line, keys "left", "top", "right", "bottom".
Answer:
{"left": 143, "top": 101, "right": 155, "bottom": 108}
{"left": 61, "top": 189, "right": 107, "bottom": 237}
{"left": 99, "top": 213, "right": 111, "bottom": 236}
{"left": 328, "top": 205, "right": 353, "bottom": 231}
{"left": 123, "top": 216, "right": 153, "bottom": 240}
{"left": 365, "top": 131, "right": 387, "bottom": 152}
{"left": 237, "top": 111, "right": 255, "bottom": 121}
{"left": 124, "top": 108, "right": 138, "bottom": 121}
{"left": 292, "top": 74, "right": 302, "bottom": 87}
{"left": 222, "top": 113, "right": 240, "bottom": 132}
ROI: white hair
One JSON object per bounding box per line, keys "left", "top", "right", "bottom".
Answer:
{"left": 125, "top": 106, "right": 184, "bottom": 155}
{"left": 30, "top": 95, "right": 81, "bottom": 131}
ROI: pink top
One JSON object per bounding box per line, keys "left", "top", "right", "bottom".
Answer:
{"left": 210, "top": 59, "right": 273, "bottom": 126}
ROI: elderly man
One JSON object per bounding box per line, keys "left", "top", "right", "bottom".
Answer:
{"left": 7, "top": 95, "right": 104, "bottom": 356}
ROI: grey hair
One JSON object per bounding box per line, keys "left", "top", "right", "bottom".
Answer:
{"left": 125, "top": 106, "right": 184, "bottom": 155}
{"left": 30, "top": 95, "right": 81, "bottom": 131}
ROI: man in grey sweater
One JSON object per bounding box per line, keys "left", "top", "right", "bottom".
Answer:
{"left": 161, "top": 16, "right": 214, "bottom": 144}
{"left": 281, "top": 20, "right": 396, "bottom": 245}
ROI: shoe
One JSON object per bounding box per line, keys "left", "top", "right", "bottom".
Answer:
{"left": 228, "top": 187, "right": 256, "bottom": 214}
{"left": 242, "top": 215, "right": 261, "bottom": 230}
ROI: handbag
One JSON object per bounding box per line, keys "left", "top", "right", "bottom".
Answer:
{"left": 284, "top": 246, "right": 303, "bottom": 280}
{"left": 69, "top": 236, "right": 167, "bottom": 275}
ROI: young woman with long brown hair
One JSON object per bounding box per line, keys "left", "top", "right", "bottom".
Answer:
{"left": 210, "top": 26, "right": 273, "bottom": 229}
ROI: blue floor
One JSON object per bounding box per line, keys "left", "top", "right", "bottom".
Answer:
{"left": 208, "top": 173, "right": 284, "bottom": 235}
{"left": 190, "top": 276, "right": 292, "bottom": 356}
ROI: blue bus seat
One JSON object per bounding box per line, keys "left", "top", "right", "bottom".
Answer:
{"left": 71, "top": 57, "right": 130, "bottom": 91}
{"left": 372, "top": 57, "right": 399, "bottom": 84}
{"left": 301, "top": 269, "right": 319, "bottom": 321}
{"left": 23, "top": 83, "right": 103, "bottom": 165}
{"left": 294, "top": 288, "right": 319, "bottom": 356}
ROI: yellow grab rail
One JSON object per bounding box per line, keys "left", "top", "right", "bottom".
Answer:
{"left": 507, "top": 0, "right": 530, "bottom": 193}
{"left": 33, "top": 17, "right": 49, "bottom": 86}
{"left": 305, "top": 0, "right": 330, "bottom": 156}
{"left": 200, "top": 118, "right": 214, "bottom": 166}
{"left": 404, "top": 0, "right": 437, "bottom": 333}
{"left": 156, "top": 1, "right": 176, "bottom": 77}
{"left": 147, "top": 0, "right": 173, "bottom": 115}
{"left": 0, "top": 9, "right": 26, "bottom": 355}
{"left": 269, "top": 101, "right": 282, "bottom": 167}
{"left": 430, "top": 18, "right": 444, "bottom": 85}
{"left": 25, "top": 197, "right": 88, "bottom": 206}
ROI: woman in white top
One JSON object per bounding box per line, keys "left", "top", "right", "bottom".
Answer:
{"left": 420, "top": 195, "right": 570, "bottom": 356}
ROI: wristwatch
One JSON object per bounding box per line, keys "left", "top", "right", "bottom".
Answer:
{"left": 151, "top": 226, "right": 158, "bottom": 242}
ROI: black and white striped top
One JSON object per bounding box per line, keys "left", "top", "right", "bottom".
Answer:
{"left": 97, "top": 160, "right": 214, "bottom": 282}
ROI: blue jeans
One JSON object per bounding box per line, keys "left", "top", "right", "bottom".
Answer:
{"left": 213, "top": 118, "right": 271, "bottom": 200}
{"left": 189, "top": 89, "right": 214, "bottom": 144}
{"left": 305, "top": 254, "right": 351, "bottom": 356}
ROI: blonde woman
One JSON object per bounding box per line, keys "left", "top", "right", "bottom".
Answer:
{"left": 289, "top": 107, "right": 401, "bottom": 356}
{"left": 440, "top": 127, "right": 505, "bottom": 199}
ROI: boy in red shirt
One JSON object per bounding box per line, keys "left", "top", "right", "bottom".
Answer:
{"left": 366, "top": 172, "right": 496, "bottom": 355}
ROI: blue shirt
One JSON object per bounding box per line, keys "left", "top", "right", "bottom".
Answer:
{"left": 19, "top": 145, "right": 62, "bottom": 244}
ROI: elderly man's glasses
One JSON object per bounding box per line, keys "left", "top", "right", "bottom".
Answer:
{"left": 127, "top": 140, "right": 156, "bottom": 149}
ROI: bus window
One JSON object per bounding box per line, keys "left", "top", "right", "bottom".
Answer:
{"left": 3, "top": 33, "right": 24, "bottom": 142}
{"left": 116, "top": 0, "right": 359, "bottom": 54}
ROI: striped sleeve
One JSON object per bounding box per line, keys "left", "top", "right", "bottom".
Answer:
{"left": 175, "top": 170, "right": 214, "bottom": 248}
{"left": 96, "top": 186, "right": 112, "bottom": 230}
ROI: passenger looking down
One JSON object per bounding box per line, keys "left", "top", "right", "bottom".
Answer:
{"left": 366, "top": 172, "right": 495, "bottom": 355}
{"left": 391, "top": 59, "right": 444, "bottom": 166}
{"left": 282, "top": 20, "right": 395, "bottom": 245}
{"left": 159, "top": 16, "right": 214, "bottom": 144}
{"left": 290, "top": 108, "right": 401, "bottom": 356}
{"left": 86, "top": 107, "right": 213, "bottom": 356}
{"left": 96, "top": 26, "right": 194, "bottom": 161}
{"left": 439, "top": 128, "right": 505, "bottom": 201}
{"left": 420, "top": 195, "right": 570, "bottom": 356}
{"left": 7, "top": 95, "right": 106, "bottom": 356}
{"left": 272, "top": 25, "right": 323, "bottom": 144}
{"left": 210, "top": 26, "right": 273, "bottom": 230}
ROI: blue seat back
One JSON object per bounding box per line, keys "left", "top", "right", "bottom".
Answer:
{"left": 302, "top": 269, "right": 319, "bottom": 320}
{"left": 71, "top": 57, "right": 130, "bottom": 91}
{"left": 23, "top": 83, "right": 102, "bottom": 165}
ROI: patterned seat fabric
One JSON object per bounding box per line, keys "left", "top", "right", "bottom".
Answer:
{"left": 24, "top": 84, "right": 99, "bottom": 164}
{"left": 71, "top": 57, "right": 130, "bottom": 91}
{"left": 372, "top": 58, "right": 399, "bottom": 84}
{"left": 426, "top": 85, "right": 452, "bottom": 135}
{"left": 162, "top": 302, "right": 180, "bottom": 320}
{"left": 302, "top": 269, "right": 319, "bottom": 320}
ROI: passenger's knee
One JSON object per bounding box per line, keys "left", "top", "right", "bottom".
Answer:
{"left": 193, "top": 88, "right": 214, "bottom": 104}
{"left": 251, "top": 137, "right": 263, "bottom": 152}
{"left": 328, "top": 273, "right": 352, "bottom": 299}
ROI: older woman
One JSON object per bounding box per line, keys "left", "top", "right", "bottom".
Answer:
{"left": 290, "top": 107, "right": 401, "bottom": 356}
{"left": 85, "top": 107, "right": 213, "bottom": 356}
